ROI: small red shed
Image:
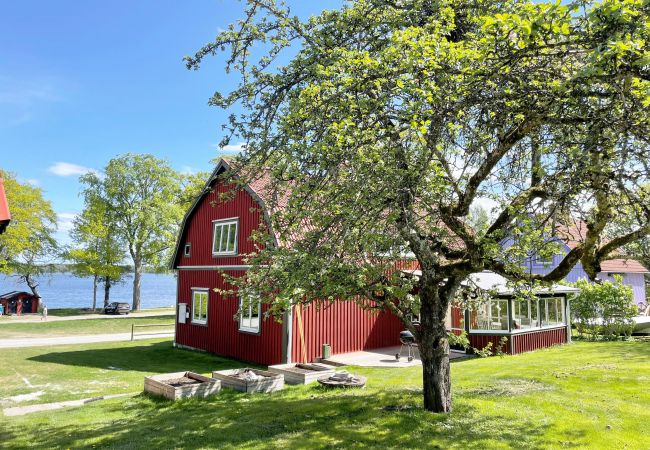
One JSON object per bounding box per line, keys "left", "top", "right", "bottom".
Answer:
{"left": 0, "top": 291, "right": 40, "bottom": 315}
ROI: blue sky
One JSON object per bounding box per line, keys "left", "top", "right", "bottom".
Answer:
{"left": 0, "top": 0, "right": 340, "bottom": 243}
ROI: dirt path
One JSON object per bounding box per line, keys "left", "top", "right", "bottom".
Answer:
{"left": 0, "top": 330, "right": 174, "bottom": 348}
{"left": 3, "top": 393, "right": 138, "bottom": 417}
{"left": 0, "top": 309, "right": 174, "bottom": 324}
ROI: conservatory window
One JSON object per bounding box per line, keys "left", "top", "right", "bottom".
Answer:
{"left": 212, "top": 219, "right": 238, "bottom": 255}
{"left": 192, "top": 289, "right": 209, "bottom": 325}
{"left": 470, "top": 299, "right": 509, "bottom": 331}
{"left": 541, "top": 297, "right": 564, "bottom": 327}
{"left": 239, "top": 295, "right": 261, "bottom": 333}
{"left": 512, "top": 298, "right": 538, "bottom": 330}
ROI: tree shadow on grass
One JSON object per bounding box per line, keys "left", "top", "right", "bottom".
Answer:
{"left": 4, "top": 386, "right": 586, "bottom": 449}
{"left": 28, "top": 341, "right": 254, "bottom": 374}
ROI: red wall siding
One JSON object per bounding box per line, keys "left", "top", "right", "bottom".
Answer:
{"left": 179, "top": 181, "right": 265, "bottom": 267}
{"left": 468, "top": 327, "right": 568, "bottom": 355}
{"left": 451, "top": 306, "right": 463, "bottom": 330}
{"left": 510, "top": 327, "right": 567, "bottom": 354}
{"left": 291, "top": 299, "right": 404, "bottom": 363}
{"left": 175, "top": 270, "right": 284, "bottom": 365}
{"left": 468, "top": 334, "right": 511, "bottom": 354}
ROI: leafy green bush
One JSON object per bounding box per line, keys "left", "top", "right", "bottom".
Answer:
{"left": 572, "top": 276, "right": 637, "bottom": 340}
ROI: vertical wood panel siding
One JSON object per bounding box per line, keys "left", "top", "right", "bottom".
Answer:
{"left": 179, "top": 181, "right": 265, "bottom": 267}
{"left": 291, "top": 299, "right": 404, "bottom": 363}
{"left": 176, "top": 269, "right": 284, "bottom": 365}
{"left": 510, "top": 327, "right": 567, "bottom": 354}
{"left": 468, "top": 334, "right": 511, "bottom": 354}
{"left": 468, "top": 327, "right": 568, "bottom": 355}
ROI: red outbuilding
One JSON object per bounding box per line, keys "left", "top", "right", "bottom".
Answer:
{"left": 0, "top": 291, "right": 40, "bottom": 315}
{"left": 171, "top": 159, "right": 575, "bottom": 365}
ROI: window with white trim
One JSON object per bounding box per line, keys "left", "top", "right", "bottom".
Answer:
{"left": 212, "top": 219, "right": 238, "bottom": 255}
{"left": 541, "top": 296, "right": 564, "bottom": 327}
{"left": 512, "top": 298, "right": 539, "bottom": 330}
{"left": 470, "top": 299, "right": 509, "bottom": 331}
{"left": 192, "top": 289, "right": 209, "bottom": 324}
{"left": 239, "top": 295, "right": 261, "bottom": 333}
{"left": 184, "top": 243, "right": 191, "bottom": 257}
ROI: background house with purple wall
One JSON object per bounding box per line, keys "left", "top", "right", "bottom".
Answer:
{"left": 512, "top": 222, "right": 648, "bottom": 309}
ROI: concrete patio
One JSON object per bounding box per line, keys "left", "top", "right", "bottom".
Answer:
{"left": 320, "top": 346, "right": 470, "bottom": 368}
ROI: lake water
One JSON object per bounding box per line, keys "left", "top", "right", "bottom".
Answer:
{"left": 0, "top": 272, "right": 177, "bottom": 309}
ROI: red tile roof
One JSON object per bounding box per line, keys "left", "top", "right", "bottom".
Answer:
{"left": 556, "top": 220, "right": 649, "bottom": 274}
{"left": 0, "top": 178, "right": 11, "bottom": 234}
{"left": 600, "top": 259, "right": 649, "bottom": 274}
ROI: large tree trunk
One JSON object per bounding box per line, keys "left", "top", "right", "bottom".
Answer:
{"left": 132, "top": 255, "right": 142, "bottom": 311}
{"left": 104, "top": 277, "right": 112, "bottom": 307}
{"left": 418, "top": 281, "right": 452, "bottom": 413}
{"left": 92, "top": 274, "right": 98, "bottom": 311}
{"left": 24, "top": 274, "right": 41, "bottom": 299}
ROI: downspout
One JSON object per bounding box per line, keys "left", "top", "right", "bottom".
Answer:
{"left": 281, "top": 305, "right": 293, "bottom": 364}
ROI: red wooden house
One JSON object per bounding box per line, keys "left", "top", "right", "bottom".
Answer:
{"left": 171, "top": 159, "right": 575, "bottom": 364}
{"left": 171, "top": 159, "right": 406, "bottom": 365}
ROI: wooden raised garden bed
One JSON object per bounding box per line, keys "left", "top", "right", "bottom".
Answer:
{"left": 267, "top": 363, "right": 336, "bottom": 385}
{"left": 212, "top": 368, "right": 284, "bottom": 393}
{"left": 144, "top": 371, "right": 221, "bottom": 400}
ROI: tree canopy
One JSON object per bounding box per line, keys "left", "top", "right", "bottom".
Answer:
{"left": 82, "top": 154, "right": 184, "bottom": 310}
{"left": 188, "top": 0, "right": 650, "bottom": 412}
{"left": 0, "top": 171, "right": 58, "bottom": 298}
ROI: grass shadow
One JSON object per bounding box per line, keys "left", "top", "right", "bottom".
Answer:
{"left": 2, "top": 386, "right": 576, "bottom": 449}
{"left": 28, "top": 341, "right": 254, "bottom": 374}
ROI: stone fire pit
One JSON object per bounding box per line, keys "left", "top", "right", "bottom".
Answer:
{"left": 317, "top": 371, "right": 367, "bottom": 388}
{"left": 144, "top": 371, "right": 221, "bottom": 400}
{"left": 212, "top": 368, "right": 284, "bottom": 393}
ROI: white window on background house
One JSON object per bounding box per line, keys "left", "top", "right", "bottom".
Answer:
{"left": 239, "top": 295, "right": 261, "bottom": 333}
{"left": 192, "top": 289, "right": 209, "bottom": 325}
{"left": 212, "top": 219, "right": 238, "bottom": 255}
{"left": 184, "top": 243, "right": 191, "bottom": 257}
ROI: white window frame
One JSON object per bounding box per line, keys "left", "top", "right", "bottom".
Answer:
{"left": 191, "top": 288, "right": 209, "bottom": 325}
{"left": 238, "top": 295, "right": 261, "bottom": 333}
{"left": 212, "top": 218, "right": 239, "bottom": 256}
{"left": 184, "top": 243, "right": 191, "bottom": 257}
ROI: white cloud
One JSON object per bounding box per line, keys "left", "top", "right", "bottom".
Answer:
{"left": 48, "top": 162, "right": 98, "bottom": 177}
{"left": 179, "top": 165, "right": 199, "bottom": 176}
{"left": 471, "top": 197, "right": 500, "bottom": 214}
{"left": 216, "top": 142, "right": 246, "bottom": 153}
{"left": 56, "top": 212, "right": 77, "bottom": 233}
{"left": 26, "top": 179, "right": 40, "bottom": 186}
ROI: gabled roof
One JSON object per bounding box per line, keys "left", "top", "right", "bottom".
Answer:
{"left": 170, "top": 158, "right": 280, "bottom": 269}
{"left": 0, "top": 178, "right": 11, "bottom": 234}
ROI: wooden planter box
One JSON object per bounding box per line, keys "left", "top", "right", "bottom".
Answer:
{"left": 267, "top": 363, "right": 336, "bottom": 385}
{"left": 144, "top": 371, "right": 221, "bottom": 400}
{"left": 212, "top": 368, "right": 284, "bottom": 393}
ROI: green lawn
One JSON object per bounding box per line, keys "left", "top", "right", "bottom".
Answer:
{"left": 0, "top": 315, "right": 175, "bottom": 339}
{"left": 1, "top": 340, "right": 648, "bottom": 449}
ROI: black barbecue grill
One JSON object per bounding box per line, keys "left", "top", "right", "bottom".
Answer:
{"left": 396, "top": 330, "right": 417, "bottom": 362}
